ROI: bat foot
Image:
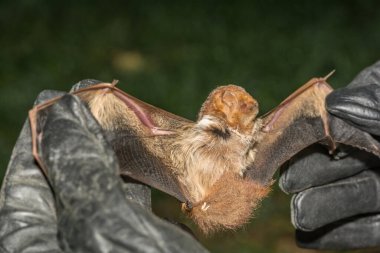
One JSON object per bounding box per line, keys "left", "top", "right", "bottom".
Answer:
{"left": 182, "top": 200, "right": 193, "bottom": 211}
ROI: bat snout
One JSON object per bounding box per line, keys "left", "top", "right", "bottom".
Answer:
{"left": 239, "top": 99, "right": 259, "bottom": 119}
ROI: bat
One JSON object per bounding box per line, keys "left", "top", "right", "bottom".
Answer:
{"left": 29, "top": 75, "right": 380, "bottom": 235}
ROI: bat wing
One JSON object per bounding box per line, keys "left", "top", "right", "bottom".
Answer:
{"left": 246, "top": 78, "right": 380, "bottom": 185}
{"left": 108, "top": 130, "right": 189, "bottom": 203}
{"left": 103, "top": 87, "right": 192, "bottom": 203}
{"left": 30, "top": 83, "right": 192, "bottom": 203}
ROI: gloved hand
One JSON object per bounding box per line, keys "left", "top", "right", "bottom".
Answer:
{"left": 279, "top": 60, "right": 380, "bottom": 250}
{"left": 0, "top": 80, "right": 208, "bottom": 253}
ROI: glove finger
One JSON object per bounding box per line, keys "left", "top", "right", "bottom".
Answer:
{"left": 327, "top": 84, "right": 380, "bottom": 136}
{"left": 70, "top": 79, "right": 103, "bottom": 92}
{"left": 347, "top": 60, "right": 380, "bottom": 88}
{"left": 296, "top": 214, "right": 380, "bottom": 250}
{"left": 39, "top": 94, "right": 116, "bottom": 178}
{"left": 0, "top": 90, "right": 66, "bottom": 252}
{"left": 291, "top": 170, "right": 380, "bottom": 231}
{"left": 279, "top": 144, "right": 379, "bottom": 194}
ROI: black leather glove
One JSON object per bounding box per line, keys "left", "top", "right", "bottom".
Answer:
{"left": 280, "top": 60, "right": 380, "bottom": 250}
{"left": 0, "top": 80, "right": 208, "bottom": 253}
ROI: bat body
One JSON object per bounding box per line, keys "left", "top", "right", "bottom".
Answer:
{"left": 30, "top": 77, "right": 380, "bottom": 234}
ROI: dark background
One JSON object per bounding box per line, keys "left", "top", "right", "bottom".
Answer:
{"left": 1, "top": 1, "right": 380, "bottom": 252}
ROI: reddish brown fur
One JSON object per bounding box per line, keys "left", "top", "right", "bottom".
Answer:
{"left": 182, "top": 172, "right": 271, "bottom": 235}
{"left": 171, "top": 85, "right": 263, "bottom": 206}
{"left": 199, "top": 85, "right": 259, "bottom": 135}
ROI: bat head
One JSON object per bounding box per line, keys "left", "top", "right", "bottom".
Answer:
{"left": 198, "top": 85, "right": 259, "bottom": 135}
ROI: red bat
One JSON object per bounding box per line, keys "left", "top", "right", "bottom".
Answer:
{"left": 29, "top": 74, "right": 380, "bottom": 234}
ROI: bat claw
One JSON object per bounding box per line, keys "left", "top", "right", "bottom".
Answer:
{"left": 111, "top": 79, "right": 119, "bottom": 87}
{"left": 182, "top": 200, "right": 193, "bottom": 211}
{"left": 201, "top": 202, "right": 210, "bottom": 211}
{"left": 323, "top": 70, "right": 336, "bottom": 81}
{"left": 324, "top": 133, "right": 337, "bottom": 155}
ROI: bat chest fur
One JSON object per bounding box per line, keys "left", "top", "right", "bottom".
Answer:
{"left": 171, "top": 117, "right": 262, "bottom": 203}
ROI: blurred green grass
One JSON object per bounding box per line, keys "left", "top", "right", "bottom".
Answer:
{"left": 1, "top": 1, "right": 380, "bottom": 252}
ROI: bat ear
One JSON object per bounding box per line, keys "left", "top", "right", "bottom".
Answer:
{"left": 220, "top": 90, "right": 238, "bottom": 108}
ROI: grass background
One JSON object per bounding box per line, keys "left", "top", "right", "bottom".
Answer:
{"left": 1, "top": 1, "right": 380, "bottom": 252}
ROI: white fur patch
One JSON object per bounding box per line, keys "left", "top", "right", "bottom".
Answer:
{"left": 197, "top": 116, "right": 218, "bottom": 129}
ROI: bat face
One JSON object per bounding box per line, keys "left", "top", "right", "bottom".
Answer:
{"left": 30, "top": 77, "right": 380, "bottom": 235}
{"left": 198, "top": 85, "right": 259, "bottom": 135}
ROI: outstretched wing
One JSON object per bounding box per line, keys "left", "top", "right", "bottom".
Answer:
{"left": 30, "top": 82, "right": 192, "bottom": 203}
{"left": 106, "top": 128, "right": 189, "bottom": 203}
{"left": 246, "top": 78, "right": 380, "bottom": 185}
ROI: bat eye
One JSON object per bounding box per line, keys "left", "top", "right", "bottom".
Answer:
{"left": 240, "top": 100, "right": 257, "bottom": 113}
{"left": 241, "top": 102, "right": 253, "bottom": 110}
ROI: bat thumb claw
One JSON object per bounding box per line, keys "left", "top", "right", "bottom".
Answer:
{"left": 323, "top": 70, "right": 336, "bottom": 81}
{"left": 325, "top": 135, "right": 337, "bottom": 155}
{"left": 111, "top": 79, "right": 119, "bottom": 87}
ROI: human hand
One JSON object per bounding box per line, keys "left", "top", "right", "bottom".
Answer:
{"left": 280, "top": 60, "right": 380, "bottom": 250}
